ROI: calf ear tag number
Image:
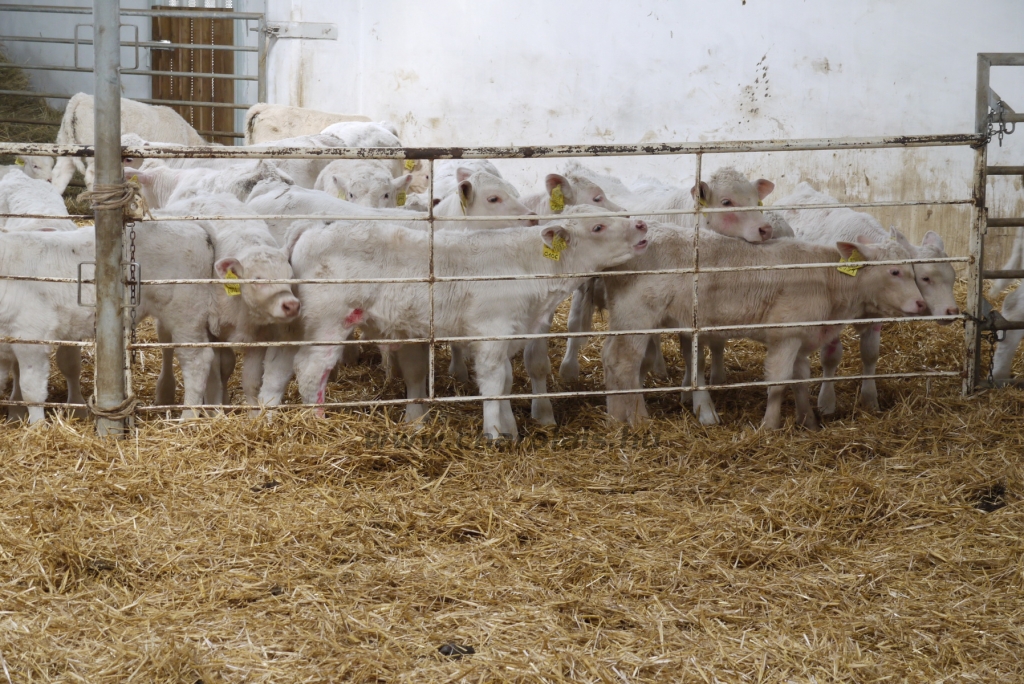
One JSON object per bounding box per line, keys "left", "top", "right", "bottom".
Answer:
{"left": 404, "top": 159, "right": 416, "bottom": 171}
{"left": 396, "top": 190, "right": 407, "bottom": 206}
{"left": 543, "top": 234, "right": 568, "bottom": 261}
{"left": 223, "top": 271, "right": 242, "bottom": 296}
{"left": 549, "top": 185, "right": 566, "bottom": 213}
{"left": 837, "top": 248, "right": 865, "bottom": 276}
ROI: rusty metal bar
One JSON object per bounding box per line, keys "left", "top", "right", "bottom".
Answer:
{"left": 987, "top": 218, "right": 1024, "bottom": 228}
{"left": 690, "top": 153, "right": 702, "bottom": 406}
{"left": 987, "top": 166, "right": 1024, "bottom": 175}
{"left": 0, "top": 34, "right": 257, "bottom": 52}
{"left": 92, "top": 0, "right": 127, "bottom": 436}
{"left": 427, "top": 159, "right": 436, "bottom": 403}
{"left": 983, "top": 269, "right": 1024, "bottom": 280}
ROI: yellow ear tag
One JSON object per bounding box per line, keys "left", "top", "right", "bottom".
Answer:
{"left": 404, "top": 159, "right": 416, "bottom": 171}
{"left": 543, "top": 234, "right": 568, "bottom": 261}
{"left": 758, "top": 200, "right": 764, "bottom": 206}
{"left": 223, "top": 270, "right": 242, "bottom": 296}
{"left": 549, "top": 184, "right": 566, "bottom": 214}
{"left": 14, "top": 158, "right": 25, "bottom": 167}
{"left": 396, "top": 190, "right": 406, "bottom": 206}
{"left": 837, "top": 248, "right": 866, "bottom": 277}
{"left": 459, "top": 193, "right": 468, "bottom": 214}
{"left": 697, "top": 196, "right": 707, "bottom": 208}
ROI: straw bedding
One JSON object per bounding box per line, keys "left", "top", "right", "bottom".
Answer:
{"left": 3, "top": 62, "right": 1024, "bottom": 684}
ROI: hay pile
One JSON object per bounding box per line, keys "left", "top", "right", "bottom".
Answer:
{"left": 2, "top": 284, "right": 1023, "bottom": 682}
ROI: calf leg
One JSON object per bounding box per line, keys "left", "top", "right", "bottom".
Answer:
{"left": 524, "top": 337, "right": 555, "bottom": 426}
{"left": 240, "top": 347, "right": 267, "bottom": 406}
{"left": 449, "top": 344, "right": 470, "bottom": 384}
{"left": 55, "top": 346, "right": 88, "bottom": 420}
{"left": 690, "top": 340, "right": 720, "bottom": 426}
{"left": 994, "top": 288, "right": 1024, "bottom": 381}
{"left": 258, "top": 346, "right": 297, "bottom": 407}
{"left": 472, "top": 341, "right": 516, "bottom": 439}
{"left": 602, "top": 334, "right": 649, "bottom": 426}
{"left": 12, "top": 344, "right": 51, "bottom": 424}
{"left": 858, "top": 323, "right": 883, "bottom": 411}
{"left": 295, "top": 345, "right": 343, "bottom": 413}
{"left": 559, "top": 279, "right": 594, "bottom": 382}
{"left": 395, "top": 342, "right": 429, "bottom": 423}
{"left": 817, "top": 336, "right": 843, "bottom": 415}
{"left": 792, "top": 353, "right": 819, "bottom": 431}
{"left": 708, "top": 339, "right": 726, "bottom": 386}
{"left": 679, "top": 333, "right": 693, "bottom": 403}
{"left": 762, "top": 337, "right": 803, "bottom": 430}
{"left": 154, "top": 321, "right": 177, "bottom": 407}
{"left": 499, "top": 358, "right": 517, "bottom": 437}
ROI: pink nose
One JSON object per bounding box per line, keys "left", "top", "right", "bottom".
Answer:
{"left": 758, "top": 223, "right": 773, "bottom": 240}
{"left": 524, "top": 211, "right": 539, "bottom": 227}
{"left": 946, "top": 306, "right": 960, "bottom": 316}
{"left": 915, "top": 300, "right": 926, "bottom": 313}
{"left": 281, "top": 299, "right": 300, "bottom": 317}
{"left": 634, "top": 219, "right": 648, "bottom": 233}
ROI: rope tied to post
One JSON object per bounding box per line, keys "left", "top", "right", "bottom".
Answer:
{"left": 78, "top": 178, "right": 152, "bottom": 220}
{"left": 87, "top": 393, "right": 138, "bottom": 421}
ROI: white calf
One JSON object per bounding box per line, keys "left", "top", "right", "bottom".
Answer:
{"left": 0, "top": 169, "right": 76, "bottom": 232}
{"left": 314, "top": 160, "right": 413, "bottom": 208}
{"left": 244, "top": 103, "right": 369, "bottom": 144}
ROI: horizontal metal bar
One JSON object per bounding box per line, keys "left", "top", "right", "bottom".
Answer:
{"left": 980, "top": 53, "right": 1024, "bottom": 67}
{"left": 132, "top": 370, "right": 961, "bottom": 413}
{"left": 127, "top": 314, "right": 961, "bottom": 350}
{"left": 983, "top": 270, "right": 1024, "bottom": 280}
{"left": 195, "top": 130, "right": 245, "bottom": 140}
{"left": 134, "top": 256, "right": 968, "bottom": 287}
{"left": 0, "top": 400, "right": 88, "bottom": 409}
{"left": 0, "top": 5, "right": 263, "bottom": 19}
{"left": 987, "top": 166, "right": 1024, "bottom": 175}
{"left": 987, "top": 319, "right": 1024, "bottom": 331}
{"left": 988, "top": 218, "right": 1024, "bottom": 228}
{"left": 0, "top": 92, "right": 252, "bottom": 111}
{"left": 0, "top": 34, "right": 257, "bottom": 52}
{"left": 0, "top": 118, "right": 61, "bottom": 127}
{"left": 0, "top": 338, "right": 92, "bottom": 347}
{"left": 0, "top": 274, "right": 90, "bottom": 284}
{"left": 0, "top": 63, "right": 257, "bottom": 81}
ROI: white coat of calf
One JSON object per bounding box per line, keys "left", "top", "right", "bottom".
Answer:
{"left": 314, "top": 159, "right": 413, "bottom": 208}
{"left": 778, "top": 181, "right": 958, "bottom": 414}
{"left": 631, "top": 167, "right": 776, "bottom": 242}
{"left": 244, "top": 103, "right": 370, "bottom": 144}
{"left": 33, "top": 93, "right": 207, "bottom": 194}
{"left": 433, "top": 167, "right": 537, "bottom": 230}
{"left": 128, "top": 159, "right": 293, "bottom": 209}
{"left": 431, "top": 160, "right": 504, "bottom": 200}
{"left": 9, "top": 157, "right": 53, "bottom": 181}
{"left": 161, "top": 195, "right": 301, "bottom": 405}
{"left": 0, "top": 223, "right": 217, "bottom": 422}
{"left": 315, "top": 121, "right": 430, "bottom": 192}
{"left": 0, "top": 169, "right": 76, "bottom": 232}
{"left": 521, "top": 172, "right": 626, "bottom": 217}
{"left": 246, "top": 180, "right": 420, "bottom": 246}
{"left": 601, "top": 224, "right": 927, "bottom": 430}
{"left": 259, "top": 206, "right": 650, "bottom": 438}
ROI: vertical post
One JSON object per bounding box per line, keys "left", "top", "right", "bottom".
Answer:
{"left": 94, "top": 0, "right": 127, "bottom": 435}
{"left": 689, "top": 153, "right": 702, "bottom": 396}
{"left": 256, "top": 15, "right": 267, "bottom": 103}
{"left": 964, "top": 53, "right": 991, "bottom": 394}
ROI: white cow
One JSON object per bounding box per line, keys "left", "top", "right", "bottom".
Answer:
{"left": 8, "top": 157, "right": 54, "bottom": 181}
{"left": 23, "top": 94, "right": 208, "bottom": 194}
{"left": 244, "top": 103, "right": 370, "bottom": 145}
{"left": 158, "top": 195, "right": 301, "bottom": 407}
{"left": 0, "top": 169, "right": 77, "bottom": 232}
{"left": 0, "top": 222, "right": 218, "bottom": 422}
{"left": 258, "top": 206, "right": 650, "bottom": 438}
{"left": 314, "top": 160, "right": 413, "bottom": 208}
{"left": 128, "top": 160, "right": 293, "bottom": 209}
{"left": 778, "top": 181, "right": 958, "bottom": 413}
{"left": 601, "top": 223, "right": 927, "bottom": 430}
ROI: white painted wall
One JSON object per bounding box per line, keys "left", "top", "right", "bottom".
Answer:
{"left": 263, "top": 0, "right": 1024, "bottom": 261}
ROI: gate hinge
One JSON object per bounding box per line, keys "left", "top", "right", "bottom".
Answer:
{"left": 262, "top": 22, "right": 337, "bottom": 40}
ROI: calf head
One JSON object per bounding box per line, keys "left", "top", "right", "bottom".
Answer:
{"left": 215, "top": 246, "right": 301, "bottom": 324}
{"left": 16, "top": 156, "right": 54, "bottom": 181}
{"left": 891, "top": 227, "right": 959, "bottom": 323}
{"left": 316, "top": 161, "right": 413, "bottom": 208}
{"left": 547, "top": 205, "right": 649, "bottom": 273}
{"left": 692, "top": 167, "right": 774, "bottom": 242}
{"left": 458, "top": 168, "right": 538, "bottom": 227}
{"left": 545, "top": 173, "right": 624, "bottom": 213}
{"left": 838, "top": 237, "right": 926, "bottom": 317}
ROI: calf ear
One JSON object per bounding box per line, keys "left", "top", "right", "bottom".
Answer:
{"left": 544, "top": 174, "right": 577, "bottom": 206}
{"left": 922, "top": 230, "right": 945, "bottom": 251}
{"left": 456, "top": 167, "right": 473, "bottom": 183}
{"left": 392, "top": 174, "right": 413, "bottom": 191}
{"left": 755, "top": 179, "right": 775, "bottom": 200}
{"left": 843, "top": 238, "right": 882, "bottom": 260}
{"left": 691, "top": 180, "right": 711, "bottom": 206}
{"left": 889, "top": 226, "right": 913, "bottom": 250}
{"left": 215, "top": 257, "right": 243, "bottom": 279}
{"left": 126, "top": 167, "right": 155, "bottom": 186}
{"left": 458, "top": 178, "right": 474, "bottom": 207}
{"left": 541, "top": 224, "right": 571, "bottom": 249}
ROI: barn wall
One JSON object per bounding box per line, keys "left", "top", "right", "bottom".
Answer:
{"left": 265, "top": 0, "right": 1024, "bottom": 264}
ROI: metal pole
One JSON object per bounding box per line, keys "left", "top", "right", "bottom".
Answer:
{"left": 256, "top": 15, "right": 267, "bottom": 103}
{"left": 93, "top": 0, "right": 127, "bottom": 435}
{"left": 965, "top": 53, "right": 991, "bottom": 395}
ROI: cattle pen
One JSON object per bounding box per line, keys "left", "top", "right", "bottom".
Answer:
{"left": 1, "top": 4, "right": 1024, "bottom": 683}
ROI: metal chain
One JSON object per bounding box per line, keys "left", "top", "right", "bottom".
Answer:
{"left": 988, "top": 100, "right": 1017, "bottom": 147}
{"left": 127, "top": 220, "right": 138, "bottom": 366}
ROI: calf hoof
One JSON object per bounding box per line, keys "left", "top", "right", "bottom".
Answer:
{"left": 651, "top": 358, "right": 670, "bottom": 380}
{"left": 817, "top": 390, "right": 837, "bottom": 416}
{"left": 449, "top": 360, "right": 470, "bottom": 384}
{"left": 558, "top": 358, "right": 580, "bottom": 383}
{"left": 798, "top": 411, "right": 821, "bottom": 431}
{"left": 531, "top": 398, "right": 556, "bottom": 426}
{"left": 404, "top": 404, "right": 428, "bottom": 424}
{"left": 339, "top": 345, "right": 360, "bottom": 367}
{"left": 858, "top": 392, "right": 880, "bottom": 412}
{"left": 70, "top": 407, "right": 90, "bottom": 422}
{"left": 694, "top": 403, "right": 720, "bottom": 426}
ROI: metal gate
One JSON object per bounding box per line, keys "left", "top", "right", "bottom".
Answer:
{"left": 0, "top": 2, "right": 266, "bottom": 142}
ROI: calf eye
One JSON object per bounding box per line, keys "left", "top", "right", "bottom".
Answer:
{"left": 921, "top": 276, "right": 932, "bottom": 283}
{"left": 594, "top": 195, "right": 603, "bottom": 202}
{"left": 384, "top": 193, "right": 390, "bottom": 199}
{"left": 721, "top": 199, "right": 733, "bottom": 207}
{"left": 592, "top": 224, "right": 605, "bottom": 233}
{"left": 487, "top": 196, "right": 500, "bottom": 203}
{"left": 890, "top": 269, "right": 901, "bottom": 276}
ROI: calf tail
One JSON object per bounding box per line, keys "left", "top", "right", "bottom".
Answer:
{"left": 990, "top": 227, "right": 1024, "bottom": 296}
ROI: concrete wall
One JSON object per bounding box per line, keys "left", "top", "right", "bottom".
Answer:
{"left": 262, "top": 0, "right": 1024, "bottom": 265}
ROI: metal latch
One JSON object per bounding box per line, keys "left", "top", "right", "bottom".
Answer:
{"left": 77, "top": 262, "right": 95, "bottom": 307}
{"left": 262, "top": 22, "right": 337, "bottom": 40}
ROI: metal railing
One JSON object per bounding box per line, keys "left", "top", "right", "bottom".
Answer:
{"left": 0, "top": 3, "right": 266, "bottom": 140}
{"left": 0, "top": 132, "right": 983, "bottom": 426}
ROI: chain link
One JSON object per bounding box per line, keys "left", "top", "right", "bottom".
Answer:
{"left": 127, "top": 219, "right": 138, "bottom": 366}
{"left": 988, "top": 100, "right": 1017, "bottom": 147}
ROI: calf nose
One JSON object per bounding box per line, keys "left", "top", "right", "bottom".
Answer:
{"left": 526, "top": 211, "right": 539, "bottom": 227}
{"left": 634, "top": 219, "right": 648, "bottom": 233}
{"left": 915, "top": 299, "right": 927, "bottom": 313}
{"left": 758, "top": 223, "right": 773, "bottom": 241}
{"left": 281, "top": 299, "right": 300, "bottom": 317}
{"left": 946, "top": 305, "right": 960, "bottom": 316}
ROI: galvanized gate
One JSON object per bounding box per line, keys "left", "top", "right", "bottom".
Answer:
{"left": 0, "top": 2, "right": 266, "bottom": 142}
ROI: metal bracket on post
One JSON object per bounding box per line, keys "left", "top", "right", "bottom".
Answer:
{"left": 77, "top": 262, "right": 96, "bottom": 307}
